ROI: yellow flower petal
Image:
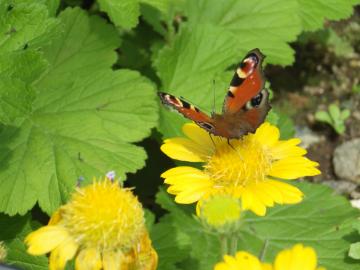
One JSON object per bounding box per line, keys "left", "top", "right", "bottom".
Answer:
{"left": 182, "top": 123, "right": 216, "bottom": 153}
{"left": 214, "top": 251, "right": 263, "bottom": 270}
{"left": 266, "top": 180, "right": 304, "bottom": 204}
{"left": 162, "top": 166, "right": 213, "bottom": 201}
{"left": 49, "top": 236, "right": 78, "bottom": 270}
{"left": 271, "top": 139, "right": 306, "bottom": 160}
{"left": 262, "top": 263, "right": 273, "bottom": 270}
{"left": 269, "top": 157, "right": 320, "bottom": 179}
{"left": 254, "top": 122, "right": 280, "bottom": 147}
{"left": 161, "top": 166, "right": 206, "bottom": 178}
{"left": 134, "top": 231, "right": 158, "bottom": 270}
{"left": 241, "top": 188, "right": 267, "bottom": 216}
{"left": 175, "top": 187, "right": 210, "bottom": 204}
{"left": 48, "top": 209, "right": 62, "bottom": 225}
{"left": 75, "top": 247, "right": 102, "bottom": 270}
{"left": 102, "top": 250, "right": 122, "bottom": 270}
{"left": 162, "top": 167, "right": 211, "bottom": 185}
{"left": 25, "top": 225, "right": 69, "bottom": 255}
{"left": 274, "top": 244, "right": 318, "bottom": 270}
{"left": 166, "top": 180, "right": 213, "bottom": 195}
{"left": 161, "top": 138, "right": 208, "bottom": 162}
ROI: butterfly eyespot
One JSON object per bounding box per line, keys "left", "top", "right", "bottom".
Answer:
{"left": 198, "top": 122, "right": 214, "bottom": 132}
{"left": 251, "top": 92, "right": 263, "bottom": 107}
{"left": 245, "top": 92, "right": 263, "bottom": 110}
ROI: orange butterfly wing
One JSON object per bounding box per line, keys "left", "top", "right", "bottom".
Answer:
{"left": 223, "top": 48, "right": 266, "bottom": 114}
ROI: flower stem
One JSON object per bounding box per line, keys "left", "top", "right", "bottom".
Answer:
{"left": 230, "top": 234, "right": 238, "bottom": 255}
{"left": 220, "top": 234, "right": 228, "bottom": 256}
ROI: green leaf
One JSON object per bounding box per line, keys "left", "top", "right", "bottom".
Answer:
{"left": 276, "top": 110, "right": 296, "bottom": 139}
{"left": 266, "top": 110, "right": 280, "bottom": 126}
{"left": 327, "top": 28, "right": 354, "bottom": 57}
{"left": 0, "top": 77, "right": 34, "bottom": 124}
{"left": 353, "top": 220, "right": 360, "bottom": 233}
{"left": 353, "top": 84, "right": 360, "bottom": 94}
{"left": 156, "top": 183, "right": 359, "bottom": 270}
{"left": 0, "top": 8, "right": 158, "bottom": 215}
{"left": 0, "top": 1, "right": 60, "bottom": 52}
{"left": 315, "top": 110, "right": 332, "bottom": 124}
{"left": 341, "top": 109, "right": 351, "bottom": 120}
{"left": 185, "top": 0, "right": 301, "bottom": 65}
{"left": 0, "top": 213, "right": 48, "bottom": 269}
{"left": 349, "top": 242, "right": 360, "bottom": 260}
{"left": 144, "top": 209, "right": 156, "bottom": 231}
{"left": 298, "top": 0, "right": 356, "bottom": 31}
{"left": 43, "top": 0, "right": 60, "bottom": 16}
{"left": 140, "top": 0, "right": 171, "bottom": 14}
{"left": 151, "top": 215, "right": 191, "bottom": 270}
{"left": 98, "top": 0, "right": 140, "bottom": 29}
{"left": 329, "top": 104, "right": 341, "bottom": 121}
{"left": 0, "top": 50, "right": 48, "bottom": 84}
{"left": 238, "top": 183, "right": 359, "bottom": 270}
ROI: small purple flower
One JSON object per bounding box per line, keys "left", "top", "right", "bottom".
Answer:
{"left": 106, "top": 171, "right": 116, "bottom": 181}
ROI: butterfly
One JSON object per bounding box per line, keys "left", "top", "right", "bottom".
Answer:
{"left": 158, "top": 48, "right": 271, "bottom": 139}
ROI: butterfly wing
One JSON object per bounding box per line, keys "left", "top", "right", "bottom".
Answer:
{"left": 158, "top": 92, "right": 216, "bottom": 133}
{"left": 241, "top": 88, "right": 271, "bottom": 129}
{"left": 222, "top": 48, "right": 266, "bottom": 114}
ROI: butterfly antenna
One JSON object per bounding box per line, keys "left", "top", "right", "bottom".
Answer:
{"left": 212, "top": 79, "right": 216, "bottom": 116}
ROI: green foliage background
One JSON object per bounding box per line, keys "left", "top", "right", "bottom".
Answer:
{"left": 0, "top": 0, "right": 359, "bottom": 269}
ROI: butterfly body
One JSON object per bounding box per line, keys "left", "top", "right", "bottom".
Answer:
{"left": 159, "top": 49, "right": 271, "bottom": 139}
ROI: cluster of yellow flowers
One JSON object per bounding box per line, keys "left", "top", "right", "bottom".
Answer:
{"left": 24, "top": 122, "right": 323, "bottom": 270}
{"left": 215, "top": 244, "right": 325, "bottom": 270}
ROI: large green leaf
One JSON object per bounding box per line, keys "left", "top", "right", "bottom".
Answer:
{"left": 0, "top": 213, "right": 48, "bottom": 270}
{"left": 0, "top": 8, "right": 158, "bottom": 215}
{"left": 185, "top": 0, "right": 301, "bottom": 65}
{"left": 156, "top": 183, "right": 359, "bottom": 270}
{"left": 298, "top": 0, "right": 356, "bottom": 31}
{"left": 0, "top": 1, "right": 57, "bottom": 125}
{"left": 97, "top": 0, "right": 140, "bottom": 29}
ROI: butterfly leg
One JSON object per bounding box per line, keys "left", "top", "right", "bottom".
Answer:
{"left": 209, "top": 133, "right": 216, "bottom": 148}
{"left": 227, "top": 138, "right": 236, "bottom": 150}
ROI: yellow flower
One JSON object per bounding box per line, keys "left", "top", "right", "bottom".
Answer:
{"left": 25, "top": 178, "right": 158, "bottom": 270}
{"left": 214, "top": 244, "right": 325, "bottom": 270}
{"left": 161, "top": 122, "right": 320, "bottom": 216}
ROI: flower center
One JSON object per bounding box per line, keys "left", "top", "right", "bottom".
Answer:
{"left": 62, "top": 180, "right": 144, "bottom": 252}
{"left": 204, "top": 135, "right": 272, "bottom": 190}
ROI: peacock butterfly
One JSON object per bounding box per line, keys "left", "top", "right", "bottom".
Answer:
{"left": 158, "top": 48, "right": 271, "bottom": 139}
